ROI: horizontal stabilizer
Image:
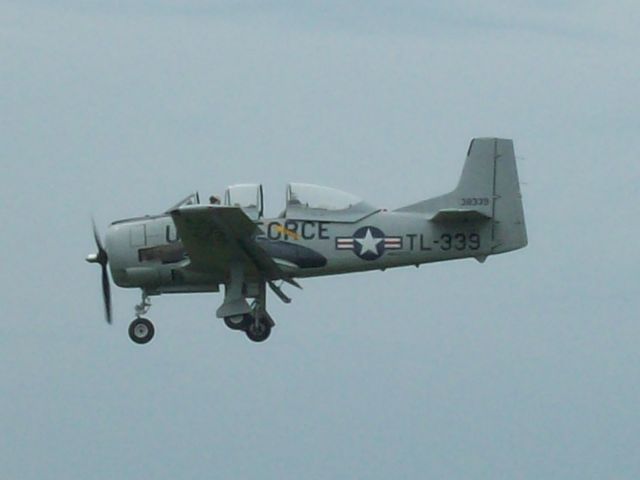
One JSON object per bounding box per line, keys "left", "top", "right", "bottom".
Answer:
{"left": 430, "top": 209, "right": 491, "bottom": 224}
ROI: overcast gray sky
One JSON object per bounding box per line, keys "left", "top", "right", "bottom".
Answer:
{"left": 1, "top": 1, "right": 639, "bottom": 478}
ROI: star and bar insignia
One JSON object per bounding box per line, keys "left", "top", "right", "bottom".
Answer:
{"left": 335, "top": 226, "right": 403, "bottom": 261}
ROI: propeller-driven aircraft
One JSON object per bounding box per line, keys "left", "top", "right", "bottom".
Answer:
{"left": 87, "top": 138, "right": 527, "bottom": 344}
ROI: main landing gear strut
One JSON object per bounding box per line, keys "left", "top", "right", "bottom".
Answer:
{"left": 128, "top": 292, "right": 155, "bottom": 345}
{"left": 223, "top": 299, "right": 274, "bottom": 343}
{"left": 223, "top": 306, "right": 272, "bottom": 342}
{"left": 220, "top": 272, "right": 275, "bottom": 343}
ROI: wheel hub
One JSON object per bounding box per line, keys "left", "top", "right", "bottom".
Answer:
{"left": 250, "top": 323, "right": 265, "bottom": 335}
{"left": 134, "top": 324, "right": 149, "bottom": 338}
{"left": 129, "top": 318, "right": 155, "bottom": 345}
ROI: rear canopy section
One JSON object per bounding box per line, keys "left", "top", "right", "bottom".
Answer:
{"left": 284, "top": 183, "right": 378, "bottom": 222}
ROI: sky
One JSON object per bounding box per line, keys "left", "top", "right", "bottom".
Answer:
{"left": 1, "top": 1, "right": 639, "bottom": 478}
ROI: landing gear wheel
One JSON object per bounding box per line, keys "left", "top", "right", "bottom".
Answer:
{"left": 224, "top": 314, "right": 251, "bottom": 331}
{"left": 129, "top": 318, "right": 155, "bottom": 344}
{"left": 245, "top": 320, "right": 271, "bottom": 343}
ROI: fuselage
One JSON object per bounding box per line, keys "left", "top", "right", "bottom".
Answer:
{"left": 105, "top": 209, "right": 490, "bottom": 294}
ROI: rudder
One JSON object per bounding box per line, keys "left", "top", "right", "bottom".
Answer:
{"left": 490, "top": 138, "right": 527, "bottom": 254}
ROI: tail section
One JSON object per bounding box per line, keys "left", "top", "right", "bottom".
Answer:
{"left": 396, "top": 137, "right": 527, "bottom": 255}
{"left": 489, "top": 139, "right": 528, "bottom": 254}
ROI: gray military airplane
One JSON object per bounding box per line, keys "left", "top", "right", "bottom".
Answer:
{"left": 87, "top": 138, "right": 527, "bottom": 344}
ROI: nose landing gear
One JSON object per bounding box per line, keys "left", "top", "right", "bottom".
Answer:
{"left": 129, "top": 317, "right": 155, "bottom": 344}
{"left": 128, "top": 292, "right": 155, "bottom": 345}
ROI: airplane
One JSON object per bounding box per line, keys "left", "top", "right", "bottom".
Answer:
{"left": 87, "top": 138, "right": 527, "bottom": 344}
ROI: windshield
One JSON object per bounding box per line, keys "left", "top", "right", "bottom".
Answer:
{"left": 165, "top": 192, "right": 200, "bottom": 212}
{"left": 287, "top": 183, "right": 363, "bottom": 211}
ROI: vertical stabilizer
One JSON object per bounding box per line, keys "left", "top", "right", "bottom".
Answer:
{"left": 490, "top": 138, "right": 527, "bottom": 254}
{"left": 396, "top": 138, "right": 527, "bottom": 254}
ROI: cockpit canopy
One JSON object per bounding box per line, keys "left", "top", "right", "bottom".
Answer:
{"left": 286, "top": 183, "right": 361, "bottom": 210}
{"left": 165, "top": 192, "right": 200, "bottom": 212}
{"left": 284, "top": 183, "right": 377, "bottom": 221}
{"left": 224, "top": 184, "right": 264, "bottom": 221}
{"left": 166, "top": 183, "right": 378, "bottom": 223}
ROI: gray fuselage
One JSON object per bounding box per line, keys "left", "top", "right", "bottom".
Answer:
{"left": 105, "top": 209, "right": 490, "bottom": 295}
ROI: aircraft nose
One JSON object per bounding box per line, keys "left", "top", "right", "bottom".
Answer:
{"left": 86, "top": 253, "right": 99, "bottom": 263}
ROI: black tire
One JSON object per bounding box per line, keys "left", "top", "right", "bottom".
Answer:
{"left": 224, "top": 314, "right": 252, "bottom": 331}
{"left": 245, "top": 320, "right": 271, "bottom": 343}
{"left": 129, "top": 318, "right": 155, "bottom": 344}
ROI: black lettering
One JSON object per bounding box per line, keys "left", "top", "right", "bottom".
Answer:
{"left": 301, "top": 221, "right": 316, "bottom": 240}
{"left": 420, "top": 234, "right": 432, "bottom": 251}
{"left": 454, "top": 233, "right": 466, "bottom": 250}
{"left": 284, "top": 220, "right": 298, "bottom": 240}
{"left": 469, "top": 233, "right": 480, "bottom": 250}
{"left": 461, "top": 197, "right": 490, "bottom": 207}
{"left": 318, "top": 222, "right": 329, "bottom": 240}
{"left": 406, "top": 234, "right": 417, "bottom": 250}
{"left": 441, "top": 234, "right": 452, "bottom": 250}
{"left": 267, "top": 222, "right": 281, "bottom": 240}
{"left": 256, "top": 222, "right": 266, "bottom": 240}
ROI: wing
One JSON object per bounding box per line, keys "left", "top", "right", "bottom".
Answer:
{"left": 169, "top": 205, "right": 284, "bottom": 281}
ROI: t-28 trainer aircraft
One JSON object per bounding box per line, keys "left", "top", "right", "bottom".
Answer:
{"left": 87, "top": 138, "right": 527, "bottom": 344}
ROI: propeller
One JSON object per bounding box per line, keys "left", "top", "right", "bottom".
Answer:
{"left": 86, "top": 219, "right": 112, "bottom": 324}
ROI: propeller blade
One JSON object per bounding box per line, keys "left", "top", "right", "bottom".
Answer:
{"left": 90, "top": 218, "right": 112, "bottom": 324}
{"left": 101, "top": 263, "right": 112, "bottom": 324}
{"left": 92, "top": 218, "right": 108, "bottom": 266}
{"left": 92, "top": 218, "right": 104, "bottom": 253}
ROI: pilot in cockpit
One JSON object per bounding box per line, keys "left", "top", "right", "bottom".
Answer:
{"left": 209, "top": 195, "right": 221, "bottom": 205}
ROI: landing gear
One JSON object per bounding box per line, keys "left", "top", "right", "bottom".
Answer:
{"left": 129, "top": 292, "right": 155, "bottom": 345}
{"left": 129, "top": 317, "right": 155, "bottom": 344}
{"left": 242, "top": 284, "right": 275, "bottom": 343}
{"left": 135, "top": 293, "right": 152, "bottom": 318}
{"left": 216, "top": 263, "right": 292, "bottom": 343}
{"left": 245, "top": 317, "right": 272, "bottom": 343}
{"left": 218, "top": 275, "right": 276, "bottom": 342}
{"left": 223, "top": 308, "right": 273, "bottom": 342}
{"left": 224, "top": 314, "right": 251, "bottom": 331}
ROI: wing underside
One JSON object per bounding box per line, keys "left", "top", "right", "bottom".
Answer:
{"left": 169, "top": 205, "right": 284, "bottom": 281}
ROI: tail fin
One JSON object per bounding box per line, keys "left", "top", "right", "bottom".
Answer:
{"left": 396, "top": 138, "right": 527, "bottom": 254}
